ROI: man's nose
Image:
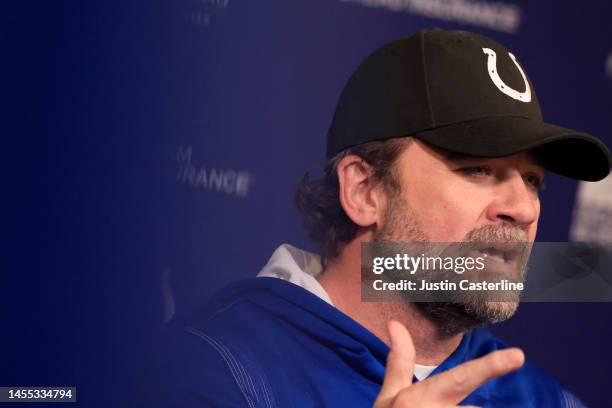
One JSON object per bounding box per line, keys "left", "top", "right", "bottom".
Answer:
{"left": 485, "top": 172, "right": 540, "bottom": 228}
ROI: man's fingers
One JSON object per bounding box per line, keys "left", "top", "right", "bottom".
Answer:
{"left": 375, "top": 321, "right": 416, "bottom": 404}
{"left": 420, "top": 347, "right": 524, "bottom": 405}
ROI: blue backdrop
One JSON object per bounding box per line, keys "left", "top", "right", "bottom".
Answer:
{"left": 5, "top": 1, "right": 612, "bottom": 406}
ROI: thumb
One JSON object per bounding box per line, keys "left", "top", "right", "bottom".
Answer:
{"left": 375, "top": 320, "right": 416, "bottom": 405}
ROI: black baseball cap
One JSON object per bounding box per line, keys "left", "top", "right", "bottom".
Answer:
{"left": 326, "top": 28, "right": 611, "bottom": 181}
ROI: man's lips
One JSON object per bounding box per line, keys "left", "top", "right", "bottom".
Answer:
{"left": 468, "top": 243, "right": 529, "bottom": 277}
{"left": 475, "top": 244, "right": 521, "bottom": 265}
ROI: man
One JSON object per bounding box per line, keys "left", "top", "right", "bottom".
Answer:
{"left": 148, "top": 29, "right": 611, "bottom": 407}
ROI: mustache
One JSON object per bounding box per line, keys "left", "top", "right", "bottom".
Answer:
{"left": 464, "top": 224, "right": 528, "bottom": 243}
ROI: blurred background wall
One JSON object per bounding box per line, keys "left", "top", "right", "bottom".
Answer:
{"left": 5, "top": 0, "right": 612, "bottom": 406}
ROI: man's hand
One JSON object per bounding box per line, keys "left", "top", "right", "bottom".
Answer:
{"left": 373, "top": 321, "right": 525, "bottom": 408}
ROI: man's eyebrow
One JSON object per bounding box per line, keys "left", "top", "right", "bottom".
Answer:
{"left": 439, "top": 150, "right": 482, "bottom": 163}
{"left": 441, "top": 150, "right": 546, "bottom": 171}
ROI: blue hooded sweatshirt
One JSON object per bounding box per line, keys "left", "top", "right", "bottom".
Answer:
{"left": 148, "top": 245, "right": 586, "bottom": 407}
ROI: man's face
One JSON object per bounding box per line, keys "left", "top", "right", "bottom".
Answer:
{"left": 374, "top": 138, "right": 546, "bottom": 334}
{"left": 387, "top": 138, "right": 543, "bottom": 243}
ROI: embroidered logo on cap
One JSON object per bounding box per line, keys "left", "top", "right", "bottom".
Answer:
{"left": 482, "top": 48, "right": 531, "bottom": 103}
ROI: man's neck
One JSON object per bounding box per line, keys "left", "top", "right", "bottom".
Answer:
{"left": 317, "top": 236, "right": 462, "bottom": 366}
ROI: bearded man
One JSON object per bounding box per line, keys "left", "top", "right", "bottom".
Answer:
{"left": 148, "top": 29, "right": 611, "bottom": 407}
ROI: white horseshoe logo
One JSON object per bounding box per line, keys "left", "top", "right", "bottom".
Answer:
{"left": 482, "top": 48, "right": 531, "bottom": 103}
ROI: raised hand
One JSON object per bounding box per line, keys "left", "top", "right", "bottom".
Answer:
{"left": 373, "top": 321, "right": 525, "bottom": 408}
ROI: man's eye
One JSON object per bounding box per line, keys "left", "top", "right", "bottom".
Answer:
{"left": 525, "top": 174, "right": 545, "bottom": 191}
{"left": 460, "top": 167, "right": 491, "bottom": 177}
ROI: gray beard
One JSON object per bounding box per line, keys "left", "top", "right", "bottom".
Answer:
{"left": 413, "top": 301, "right": 517, "bottom": 337}
{"left": 374, "top": 193, "right": 528, "bottom": 337}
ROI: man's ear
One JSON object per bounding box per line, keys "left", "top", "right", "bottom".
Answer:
{"left": 337, "top": 155, "right": 385, "bottom": 228}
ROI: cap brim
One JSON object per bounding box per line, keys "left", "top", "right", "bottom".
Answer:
{"left": 415, "top": 116, "right": 611, "bottom": 182}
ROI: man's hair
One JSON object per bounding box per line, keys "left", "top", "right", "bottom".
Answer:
{"left": 295, "top": 137, "right": 413, "bottom": 267}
